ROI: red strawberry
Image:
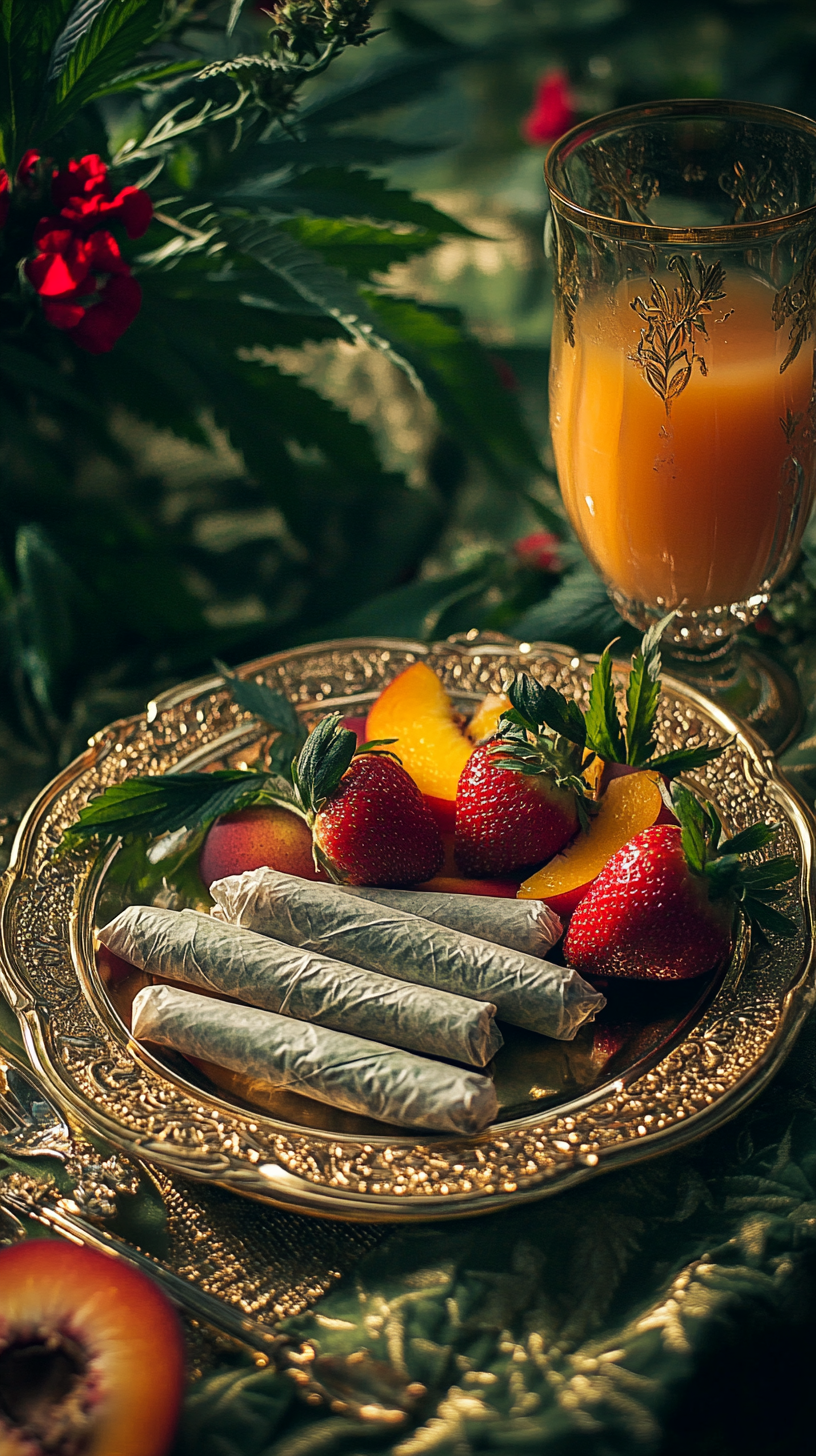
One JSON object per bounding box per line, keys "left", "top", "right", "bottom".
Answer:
{"left": 564, "top": 784, "right": 798, "bottom": 980}
{"left": 455, "top": 742, "right": 581, "bottom": 876}
{"left": 293, "top": 715, "right": 443, "bottom": 886}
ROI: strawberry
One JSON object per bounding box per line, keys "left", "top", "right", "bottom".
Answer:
{"left": 564, "top": 783, "right": 798, "bottom": 980}
{"left": 292, "top": 714, "right": 444, "bottom": 886}
{"left": 454, "top": 674, "right": 597, "bottom": 876}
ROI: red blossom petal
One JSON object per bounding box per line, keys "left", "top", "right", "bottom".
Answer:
{"left": 107, "top": 185, "right": 153, "bottom": 239}
{"left": 17, "top": 149, "right": 42, "bottom": 186}
{"left": 0, "top": 171, "right": 8, "bottom": 229}
{"left": 513, "top": 530, "right": 562, "bottom": 573}
{"left": 32, "top": 219, "right": 76, "bottom": 251}
{"left": 52, "top": 153, "right": 111, "bottom": 209}
{"left": 521, "top": 70, "right": 577, "bottom": 145}
{"left": 43, "top": 296, "right": 89, "bottom": 331}
{"left": 85, "top": 229, "right": 128, "bottom": 273}
{"left": 26, "top": 237, "right": 90, "bottom": 296}
{"left": 68, "top": 272, "right": 142, "bottom": 353}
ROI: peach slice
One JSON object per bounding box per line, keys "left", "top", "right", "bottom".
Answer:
{"left": 418, "top": 874, "right": 521, "bottom": 898}
{"left": 518, "top": 770, "right": 666, "bottom": 915}
{"left": 365, "top": 662, "right": 473, "bottom": 821}
{"left": 466, "top": 692, "right": 511, "bottom": 743}
{"left": 0, "top": 1240, "right": 184, "bottom": 1456}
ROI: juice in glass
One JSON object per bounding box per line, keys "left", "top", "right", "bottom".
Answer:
{"left": 550, "top": 269, "right": 816, "bottom": 614}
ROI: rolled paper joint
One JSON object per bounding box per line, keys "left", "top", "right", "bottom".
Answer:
{"left": 131, "top": 984, "right": 498, "bottom": 1135}
{"left": 98, "top": 905, "right": 502, "bottom": 1068}
{"left": 333, "top": 883, "right": 563, "bottom": 956}
{"left": 210, "top": 868, "right": 605, "bottom": 1040}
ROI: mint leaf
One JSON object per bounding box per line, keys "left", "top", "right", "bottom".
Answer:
{"left": 585, "top": 647, "right": 626, "bottom": 762}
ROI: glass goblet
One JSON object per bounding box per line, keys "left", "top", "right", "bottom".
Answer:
{"left": 544, "top": 99, "right": 816, "bottom": 749}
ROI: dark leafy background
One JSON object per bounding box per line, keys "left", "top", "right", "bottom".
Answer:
{"left": 4, "top": 2, "right": 816, "bottom": 1454}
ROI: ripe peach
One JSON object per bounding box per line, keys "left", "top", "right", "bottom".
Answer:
{"left": 0, "top": 1240, "right": 184, "bottom": 1456}
{"left": 518, "top": 770, "right": 666, "bottom": 915}
{"left": 466, "top": 692, "right": 511, "bottom": 743}
{"left": 199, "top": 804, "right": 324, "bottom": 889}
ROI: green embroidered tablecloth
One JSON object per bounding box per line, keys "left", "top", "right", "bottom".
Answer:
{"left": 3, "top": 713, "right": 816, "bottom": 1456}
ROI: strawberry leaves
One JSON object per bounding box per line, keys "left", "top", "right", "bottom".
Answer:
{"left": 292, "top": 713, "right": 357, "bottom": 819}
{"left": 492, "top": 672, "right": 597, "bottom": 829}
{"left": 670, "top": 782, "right": 799, "bottom": 938}
{"left": 506, "top": 615, "right": 726, "bottom": 780}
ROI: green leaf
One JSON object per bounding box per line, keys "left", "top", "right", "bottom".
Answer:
{"left": 213, "top": 658, "right": 306, "bottom": 768}
{"left": 585, "top": 648, "right": 626, "bottom": 763}
{"left": 647, "top": 744, "right": 727, "bottom": 778}
{"left": 743, "top": 898, "right": 798, "bottom": 937}
{"left": 362, "top": 293, "right": 542, "bottom": 482}
{"left": 216, "top": 215, "right": 426, "bottom": 392}
{"left": 279, "top": 215, "right": 443, "bottom": 280}
{"left": 720, "top": 822, "right": 778, "bottom": 857}
{"left": 219, "top": 167, "right": 476, "bottom": 237}
{"left": 295, "top": 44, "right": 471, "bottom": 129}
{"left": 60, "top": 769, "right": 296, "bottom": 849}
{"left": 41, "top": 0, "right": 164, "bottom": 138}
{"left": 227, "top": 0, "right": 248, "bottom": 37}
{"left": 293, "top": 714, "right": 355, "bottom": 816}
{"left": 625, "top": 615, "right": 674, "bottom": 765}
{"left": 512, "top": 564, "right": 633, "bottom": 655}
{"left": 741, "top": 855, "right": 798, "bottom": 888}
{"left": 671, "top": 782, "right": 708, "bottom": 875}
{"left": 86, "top": 55, "right": 202, "bottom": 100}
{"left": 0, "top": 1, "right": 73, "bottom": 157}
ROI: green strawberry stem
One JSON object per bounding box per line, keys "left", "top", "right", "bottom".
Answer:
{"left": 671, "top": 782, "right": 799, "bottom": 939}
{"left": 491, "top": 680, "right": 598, "bottom": 831}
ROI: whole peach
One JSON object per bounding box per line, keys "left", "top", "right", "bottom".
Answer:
{"left": 199, "top": 805, "right": 323, "bottom": 888}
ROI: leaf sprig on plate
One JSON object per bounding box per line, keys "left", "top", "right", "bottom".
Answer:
{"left": 499, "top": 614, "right": 729, "bottom": 781}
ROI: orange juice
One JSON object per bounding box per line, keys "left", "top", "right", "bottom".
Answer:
{"left": 550, "top": 269, "right": 816, "bottom": 611}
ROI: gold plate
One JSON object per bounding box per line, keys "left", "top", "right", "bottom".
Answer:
{"left": 1, "top": 634, "right": 814, "bottom": 1222}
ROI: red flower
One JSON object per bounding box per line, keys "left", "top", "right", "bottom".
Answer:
{"left": 521, "top": 70, "right": 577, "bottom": 146}
{"left": 0, "top": 171, "right": 8, "bottom": 229}
{"left": 28, "top": 152, "right": 151, "bottom": 351}
{"left": 513, "top": 530, "right": 562, "bottom": 573}
{"left": 69, "top": 273, "right": 142, "bottom": 354}
{"left": 17, "top": 149, "right": 43, "bottom": 187}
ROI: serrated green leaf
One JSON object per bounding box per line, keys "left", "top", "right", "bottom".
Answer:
{"left": 213, "top": 659, "right": 302, "bottom": 739}
{"left": 721, "top": 822, "right": 778, "bottom": 857}
{"left": 362, "top": 293, "right": 542, "bottom": 482}
{"left": 86, "top": 55, "right": 202, "bottom": 100}
{"left": 0, "top": 1, "right": 73, "bottom": 155}
{"left": 647, "top": 744, "right": 727, "bottom": 778}
{"left": 671, "top": 782, "right": 707, "bottom": 875}
{"left": 741, "top": 855, "right": 798, "bottom": 887}
{"left": 585, "top": 648, "right": 626, "bottom": 762}
{"left": 295, "top": 44, "right": 471, "bottom": 129}
{"left": 294, "top": 714, "right": 355, "bottom": 815}
{"left": 41, "top": 0, "right": 164, "bottom": 139}
{"left": 279, "top": 215, "right": 442, "bottom": 280}
{"left": 512, "top": 565, "right": 632, "bottom": 655}
{"left": 217, "top": 215, "right": 426, "bottom": 392}
{"left": 60, "top": 769, "right": 294, "bottom": 849}
{"left": 219, "top": 167, "right": 476, "bottom": 237}
{"left": 744, "top": 898, "right": 798, "bottom": 937}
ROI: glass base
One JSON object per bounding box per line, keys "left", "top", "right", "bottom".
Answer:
{"left": 607, "top": 589, "right": 801, "bottom": 752}
{"left": 662, "top": 642, "right": 802, "bottom": 754}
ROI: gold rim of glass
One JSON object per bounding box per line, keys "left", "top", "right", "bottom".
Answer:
{"left": 544, "top": 97, "right": 816, "bottom": 243}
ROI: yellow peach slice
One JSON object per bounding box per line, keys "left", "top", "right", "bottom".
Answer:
{"left": 518, "top": 770, "right": 666, "bottom": 914}
{"left": 365, "top": 661, "right": 474, "bottom": 806}
{"left": 467, "top": 691, "right": 511, "bottom": 742}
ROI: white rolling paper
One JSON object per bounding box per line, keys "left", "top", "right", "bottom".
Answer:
{"left": 131, "top": 984, "right": 498, "bottom": 1134}
{"left": 98, "top": 905, "right": 502, "bottom": 1067}
{"left": 210, "top": 869, "right": 605, "bottom": 1040}
{"left": 333, "top": 884, "right": 562, "bottom": 956}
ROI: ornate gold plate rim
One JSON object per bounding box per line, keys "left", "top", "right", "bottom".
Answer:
{"left": 1, "top": 634, "right": 814, "bottom": 1223}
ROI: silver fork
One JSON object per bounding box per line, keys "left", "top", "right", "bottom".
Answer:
{"left": 0, "top": 1047, "right": 421, "bottom": 1425}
